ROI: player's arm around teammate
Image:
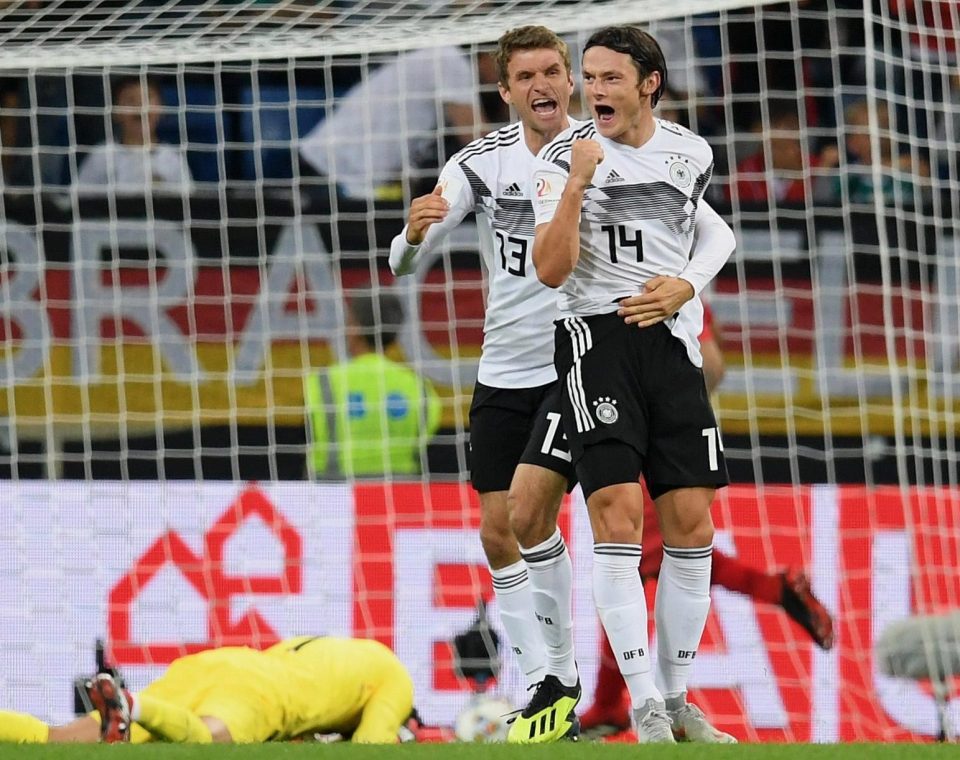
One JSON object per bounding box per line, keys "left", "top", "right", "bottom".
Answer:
{"left": 615, "top": 201, "right": 734, "bottom": 330}
{"left": 612, "top": 196, "right": 735, "bottom": 554}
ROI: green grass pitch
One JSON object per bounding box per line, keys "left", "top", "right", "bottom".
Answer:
{"left": 4, "top": 744, "right": 958, "bottom": 759}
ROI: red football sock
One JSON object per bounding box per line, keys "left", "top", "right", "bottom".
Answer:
{"left": 710, "top": 550, "right": 782, "bottom": 605}
{"left": 592, "top": 630, "right": 627, "bottom": 708}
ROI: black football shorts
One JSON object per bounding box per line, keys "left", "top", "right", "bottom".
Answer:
{"left": 469, "top": 381, "right": 576, "bottom": 493}
{"left": 554, "top": 313, "right": 729, "bottom": 497}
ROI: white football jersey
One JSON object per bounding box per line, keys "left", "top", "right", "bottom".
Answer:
{"left": 390, "top": 118, "right": 586, "bottom": 388}
{"left": 533, "top": 119, "right": 716, "bottom": 366}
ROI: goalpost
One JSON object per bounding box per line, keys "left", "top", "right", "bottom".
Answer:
{"left": 0, "top": 0, "right": 958, "bottom": 742}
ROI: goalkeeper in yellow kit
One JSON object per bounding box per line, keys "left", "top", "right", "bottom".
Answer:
{"left": 0, "top": 636, "right": 414, "bottom": 744}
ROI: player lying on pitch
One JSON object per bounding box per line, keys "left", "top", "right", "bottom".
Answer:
{"left": 0, "top": 636, "right": 414, "bottom": 744}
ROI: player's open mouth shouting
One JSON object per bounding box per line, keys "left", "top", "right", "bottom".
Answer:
{"left": 593, "top": 104, "right": 616, "bottom": 124}
{"left": 532, "top": 97, "right": 559, "bottom": 116}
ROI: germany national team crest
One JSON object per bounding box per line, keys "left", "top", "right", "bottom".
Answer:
{"left": 593, "top": 396, "right": 619, "bottom": 424}
{"left": 668, "top": 158, "right": 692, "bottom": 189}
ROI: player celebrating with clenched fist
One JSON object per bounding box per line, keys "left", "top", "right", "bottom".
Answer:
{"left": 527, "top": 25, "right": 736, "bottom": 744}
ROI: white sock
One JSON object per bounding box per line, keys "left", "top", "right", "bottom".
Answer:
{"left": 654, "top": 544, "right": 713, "bottom": 700}
{"left": 520, "top": 529, "right": 577, "bottom": 687}
{"left": 490, "top": 560, "right": 547, "bottom": 687}
{"left": 593, "top": 544, "right": 662, "bottom": 707}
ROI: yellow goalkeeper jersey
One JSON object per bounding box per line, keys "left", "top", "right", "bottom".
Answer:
{"left": 140, "top": 636, "right": 414, "bottom": 743}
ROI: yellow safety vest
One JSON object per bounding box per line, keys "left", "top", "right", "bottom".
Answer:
{"left": 304, "top": 353, "right": 441, "bottom": 478}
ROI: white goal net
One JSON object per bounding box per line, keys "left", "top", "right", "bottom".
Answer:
{"left": 0, "top": 0, "right": 958, "bottom": 743}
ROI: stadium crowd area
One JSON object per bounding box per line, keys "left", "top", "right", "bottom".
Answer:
{"left": 0, "top": 0, "right": 955, "bottom": 202}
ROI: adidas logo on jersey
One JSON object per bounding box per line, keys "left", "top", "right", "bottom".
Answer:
{"left": 502, "top": 182, "right": 523, "bottom": 197}
{"left": 604, "top": 169, "right": 625, "bottom": 184}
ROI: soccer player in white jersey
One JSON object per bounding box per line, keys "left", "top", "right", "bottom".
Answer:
{"left": 393, "top": 24, "right": 737, "bottom": 746}
{"left": 390, "top": 28, "right": 585, "bottom": 743}
{"left": 531, "top": 26, "right": 737, "bottom": 744}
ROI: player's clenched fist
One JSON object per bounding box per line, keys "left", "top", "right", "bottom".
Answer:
{"left": 570, "top": 139, "right": 604, "bottom": 185}
{"left": 405, "top": 185, "right": 448, "bottom": 245}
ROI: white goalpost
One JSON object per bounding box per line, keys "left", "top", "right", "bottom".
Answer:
{"left": 0, "top": 0, "right": 958, "bottom": 742}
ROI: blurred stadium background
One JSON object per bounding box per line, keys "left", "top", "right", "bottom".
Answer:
{"left": 0, "top": 0, "right": 958, "bottom": 744}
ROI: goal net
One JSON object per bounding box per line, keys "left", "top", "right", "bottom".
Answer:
{"left": 0, "top": 0, "right": 958, "bottom": 743}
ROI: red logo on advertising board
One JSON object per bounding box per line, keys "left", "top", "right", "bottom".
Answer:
{"left": 107, "top": 485, "right": 302, "bottom": 665}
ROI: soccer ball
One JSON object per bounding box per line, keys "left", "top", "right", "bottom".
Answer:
{"left": 454, "top": 694, "right": 514, "bottom": 742}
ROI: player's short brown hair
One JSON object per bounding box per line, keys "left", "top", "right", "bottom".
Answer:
{"left": 495, "top": 25, "right": 571, "bottom": 87}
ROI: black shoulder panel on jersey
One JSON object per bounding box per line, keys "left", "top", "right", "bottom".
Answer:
{"left": 457, "top": 122, "right": 521, "bottom": 163}
{"left": 658, "top": 119, "right": 705, "bottom": 143}
{"left": 659, "top": 120, "right": 685, "bottom": 137}
{"left": 540, "top": 122, "right": 596, "bottom": 167}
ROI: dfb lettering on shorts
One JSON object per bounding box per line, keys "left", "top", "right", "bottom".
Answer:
{"left": 622, "top": 648, "right": 645, "bottom": 660}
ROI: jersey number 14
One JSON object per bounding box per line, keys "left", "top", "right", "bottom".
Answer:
{"left": 601, "top": 225, "right": 643, "bottom": 264}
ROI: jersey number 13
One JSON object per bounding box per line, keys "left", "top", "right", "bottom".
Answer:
{"left": 495, "top": 230, "right": 527, "bottom": 277}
